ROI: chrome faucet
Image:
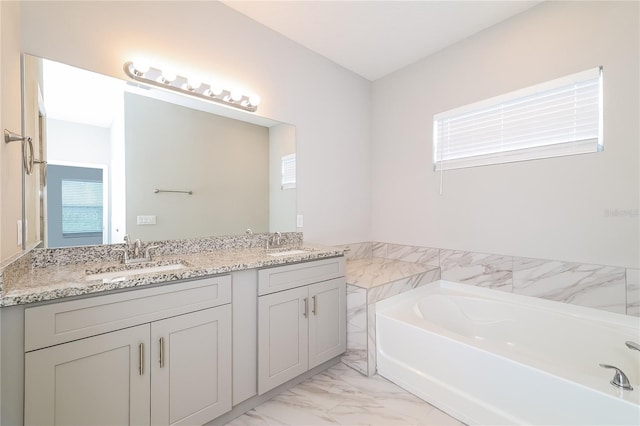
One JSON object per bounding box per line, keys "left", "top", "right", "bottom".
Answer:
{"left": 626, "top": 341, "right": 640, "bottom": 352}
{"left": 117, "top": 235, "right": 157, "bottom": 264}
{"left": 266, "top": 232, "right": 283, "bottom": 249}
{"left": 600, "top": 364, "right": 633, "bottom": 391}
{"left": 134, "top": 239, "right": 142, "bottom": 258}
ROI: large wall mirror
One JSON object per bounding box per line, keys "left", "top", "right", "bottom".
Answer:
{"left": 22, "top": 54, "right": 296, "bottom": 248}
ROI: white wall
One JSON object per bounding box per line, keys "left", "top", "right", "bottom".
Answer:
{"left": 0, "top": 0, "right": 3, "bottom": 416}
{"left": 125, "top": 93, "right": 270, "bottom": 240}
{"left": 110, "top": 98, "right": 126, "bottom": 244}
{"left": 1, "top": 1, "right": 22, "bottom": 261}
{"left": 0, "top": 0, "right": 22, "bottom": 417}
{"left": 20, "top": 1, "right": 372, "bottom": 246}
{"left": 46, "top": 119, "right": 111, "bottom": 166}
{"left": 371, "top": 1, "right": 639, "bottom": 269}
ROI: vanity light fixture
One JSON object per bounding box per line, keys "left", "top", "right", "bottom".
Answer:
{"left": 124, "top": 61, "right": 260, "bottom": 112}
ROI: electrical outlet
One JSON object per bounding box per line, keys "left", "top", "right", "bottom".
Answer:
{"left": 296, "top": 214, "right": 303, "bottom": 228}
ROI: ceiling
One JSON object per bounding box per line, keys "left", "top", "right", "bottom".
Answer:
{"left": 222, "top": 0, "right": 542, "bottom": 81}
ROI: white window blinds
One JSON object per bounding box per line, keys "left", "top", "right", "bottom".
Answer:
{"left": 281, "top": 153, "right": 296, "bottom": 190}
{"left": 61, "top": 180, "right": 103, "bottom": 234}
{"left": 433, "top": 67, "right": 603, "bottom": 171}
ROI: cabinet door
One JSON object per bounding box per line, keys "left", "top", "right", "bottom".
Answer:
{"left": 151, "top": 306, "right": 232, "bottom": 426}
{"left": 258, "top": 286, "right": 309, "bottom": 395}
{"left": 24, "top": 324, "right": 150, "bottom": 426}
{"left": 308, "top": 278, "right": 347, "bottom": 369}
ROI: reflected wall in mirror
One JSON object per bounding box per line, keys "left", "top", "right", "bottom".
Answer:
{"left": 22, "top": 55, "right": 296, "bottom": 248}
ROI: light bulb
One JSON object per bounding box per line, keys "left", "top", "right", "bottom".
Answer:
{"left": 249, "top": 94, "right": 261, "bottom": 106}
{"left": 160, "top": 69, "right": 177, "bottom": 84}
{"left": 206, "top": 85, "right": 223, "bottom": 97}
{"left": 230, "top": 91, "right": 243, "bottom": 102}
{"left": 132, "top": 59, "right": 150, "bottom": 76}
{"left": 184, "top": 77, "right": 201, "bottom": 91}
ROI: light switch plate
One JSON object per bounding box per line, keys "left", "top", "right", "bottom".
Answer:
{"left": 137, "top": 215, "right": 157, "bottom": 225}
{"left": 296, "top": 214, "right": 303, "bottom": 228}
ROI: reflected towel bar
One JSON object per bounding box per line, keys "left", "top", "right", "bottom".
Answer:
{"left": 154, "top": 189, "right": 193, "bottom": 195}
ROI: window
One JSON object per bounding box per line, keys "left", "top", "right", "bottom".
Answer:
{"left": 61, "top": 179, "right": 103, "bottom": 236}
{"left": 433, "top": 67, "right": 602, "bottom": 171}
{"left": 281, "top": 153, "right": 296, "bottom": 190}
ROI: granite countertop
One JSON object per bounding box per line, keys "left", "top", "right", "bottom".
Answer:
{"left": 346, "top": 257, "right": 439, "bottom": 289}
{"left": 0, "top": 245, "right": 344, "bottom": 307}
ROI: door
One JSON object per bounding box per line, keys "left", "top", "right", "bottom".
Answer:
{"left": 24, "top": 324, "right": 150, "bottom": 426}
{"left": 47, "top": 164, "right": 105, "bottom": 247}
{"left": 308, "top": 278, "right": 347, "bottom": 369}
{"left": 151, "top": 306, "right": 232, "bottom": 426}
{"left": 258, "top": 286, "right": 309, "bottom": 394}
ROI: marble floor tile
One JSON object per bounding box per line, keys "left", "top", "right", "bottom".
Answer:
{"left": 227, "top": 363, "right": 464, "bottom": 426}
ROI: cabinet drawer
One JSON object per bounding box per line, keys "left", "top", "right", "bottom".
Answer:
{"left": 258, "top": 257, "right": 345, "bottom": 296}
{"left": 25, "top": 275, "right": 231, "bottom": 352}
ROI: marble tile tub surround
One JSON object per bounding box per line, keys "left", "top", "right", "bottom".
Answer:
{"left": 627, "top": 268, "right": 640, "bottom": 317}
{"left": 341, "top": 253, "right": 441, "bottom": 376}
{"left": 0, "top": 233, "right": 347, "bottom": 307}
{"left": 337, "top": 242, "right": 637, "bottom": 316}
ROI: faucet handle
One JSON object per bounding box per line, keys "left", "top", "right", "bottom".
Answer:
{"left": 113, "top": 248, "right": 129, "bottom": 264}
{"left": 145, "top": 245, "right": 159, "bottom": 261}
{"left": 600, "top": 364, "right": 633, "bottom": 390}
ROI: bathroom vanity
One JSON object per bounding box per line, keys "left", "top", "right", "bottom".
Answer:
{"left": 24, "top": 276, "right": 233, "bottom": 425}
{"left": 0, "top": 238, "right": 346, "bottom": 426}
{"left": 257, "top": 257, "right": 346, "bottom": 394}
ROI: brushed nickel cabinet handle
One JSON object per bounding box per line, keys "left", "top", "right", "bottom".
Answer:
{"left": 139, "top": 343, "right": 144, "bottom": 375}
{"left": 159, "top": 337, "right": 165, "bottom": 368}
{"left": 312, "top": 295, "right": 317, "bottom": 316}
{"left": 303, "top": 297, "right": 308, "bottom": 318}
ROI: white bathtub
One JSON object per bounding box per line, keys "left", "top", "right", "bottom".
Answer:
{"left": 375, "top": 280, "right": 640, "bottom": 425}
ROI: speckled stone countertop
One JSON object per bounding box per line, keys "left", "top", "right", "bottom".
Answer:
{"left": 0, "top": 233, "right": 344, "bottom": 307}
{"left": 346, "top": 257, "right": 439, "bottom": 289}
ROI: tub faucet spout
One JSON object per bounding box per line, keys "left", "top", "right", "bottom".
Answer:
{"left": 626, "top": 341, "right": 640, "bottom": 352}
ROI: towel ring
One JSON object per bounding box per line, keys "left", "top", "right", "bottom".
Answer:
{"left": 23, "top": 136, "right": 34, "bottom": 175}
{"left": 4, "top": 129, "right": 35, "bottom": 175}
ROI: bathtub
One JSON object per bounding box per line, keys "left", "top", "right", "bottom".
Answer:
{"left": 375, "top": 280, "right": 640, "bottom": 425}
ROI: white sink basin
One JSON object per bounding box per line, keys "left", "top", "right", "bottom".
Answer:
{"left": 86, "top": 262, "right": 188, "bottom": 281}
{"left": 267, "top": 249, "right": 310, "bottom": 257}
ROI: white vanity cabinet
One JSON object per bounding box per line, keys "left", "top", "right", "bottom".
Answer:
{"left": 257, "top": 257, "right": 346, "bottom": 395}
{"left": 25, "top": 324, "right": 152, "bottom": 426}
{"left": 150, "top": 305, "right": 231, "bottom": 426}
{"left": 23, "top": 276, "right": 232, "bottom": 426}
